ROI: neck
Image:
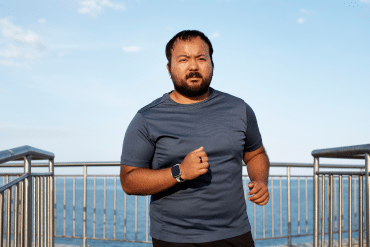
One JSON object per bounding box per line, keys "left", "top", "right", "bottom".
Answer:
{"left": 170, "top": 89, "right": 210, "bottom": 104}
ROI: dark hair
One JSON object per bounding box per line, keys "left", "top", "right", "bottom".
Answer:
{"left": 166, "top": 30, "right": 214, "bottom": 69}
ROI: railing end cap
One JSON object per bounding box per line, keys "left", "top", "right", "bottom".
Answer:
{"left": 0, "top": 145, "right": 55, "bottom": 164}
{"left": 312, "top": 143, "right": 370, "bottom": 159}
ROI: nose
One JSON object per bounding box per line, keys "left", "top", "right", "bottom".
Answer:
{"left": 188, "top": 59, "right": 198, "bottom": 70}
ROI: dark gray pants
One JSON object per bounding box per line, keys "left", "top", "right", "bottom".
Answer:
{"left": 152, "top": 231, "right": 255, "bottom": 247}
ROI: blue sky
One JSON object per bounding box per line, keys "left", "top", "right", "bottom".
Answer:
{"left": 1, "top": 0, "right": 369, "bottom": 171}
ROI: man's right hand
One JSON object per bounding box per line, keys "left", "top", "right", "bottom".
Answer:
{"left": 179, "top": 146, "right": 209, "bottom": 181}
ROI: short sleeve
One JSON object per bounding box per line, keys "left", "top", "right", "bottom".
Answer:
{"left": 120, "top": 113, "right": 155, "bottom": 168}
{"left": 244, "top": 103, "right": 262, "bottom": 153}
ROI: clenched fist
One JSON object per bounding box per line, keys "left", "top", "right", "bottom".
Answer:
{"left": 179, "top": 146, "right": 209, "bottom": 181}
{"left": 248, "top": 181, "right": 269, "bottom": 205}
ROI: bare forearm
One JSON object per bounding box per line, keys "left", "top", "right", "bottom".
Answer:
{"left": 120, "top": 146, "right": 208, "bottom": 196}
{"left": 120, "top": 166, "right": 177, "bottom": 195}
{"left": 247, "top": 152, "right": 270, "bottom": 185}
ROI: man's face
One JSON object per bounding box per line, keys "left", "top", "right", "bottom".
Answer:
{"left": 167, "top": 37, "right": 213, "bottom": 98}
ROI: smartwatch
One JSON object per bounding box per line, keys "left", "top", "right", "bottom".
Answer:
{"left": 171, "top": 164, "right": 185, "bottom": 183}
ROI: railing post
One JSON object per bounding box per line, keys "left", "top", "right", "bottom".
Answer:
{"left": 49, "top": 158, "right": 55, "bottom": 247}
{"left": 339, "top": 175, "right": 343, "bottom": 247}
{"left": 287, "top": 167, "right": 291, "bottom": 246}
{"left": 365, "top": 153, "right": 370, "bottom": 247}
{"left": 359, "top": 175, "right": 363, "bottom": 246}
{"left": 0, "top": 192, "right": 3, "bottom": 247}
{"left": 313, "top": 157, "right": 319, "bottom": 247}
{"left": 83, "top": 165, "right": 87, "bottom": 247}
{"left": 329, "top": 175, "right": 333, "bottom": 247}
{"left": 24, "top": 154, "right": 32, "bottom": 247}
{"left": 6, "top": 187, "right": 11, "bottom": 247}
{"left": 348, "top": 175, "right": 352, "bottom": 247}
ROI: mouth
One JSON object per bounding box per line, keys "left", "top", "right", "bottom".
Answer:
{"left": 188, "top": 78, "right": 201, "bottom": 82}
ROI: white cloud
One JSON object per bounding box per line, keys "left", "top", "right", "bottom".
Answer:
{"left": 297, "top": 18, "right": 306, "bottom": 24}
{"left": 100, "top": 0, "right": 125, "bottom": 10}
{"left": 122, "top": 46, "right": 141, "bottom": 52}
{"left": 360, "top": 0, "right": 370, "bottom": 4}
{"left": 0, "top": 18, "right": 42, "bottom": 45}
{"left": 38, "top": 18, "right": 46, "bottom": 24}
{"left": 0, "top": 18, "right": 46, "bottom": 67}
{"left": 0, "top": 44, "right": 22, "bottom": 58}
{"left": 78, "top": 0, "right": 125, "bottom": 17}
{"left": 299, "top": 8, "right": 308, "bottom": 13}
{"left": 79, "top": 0, "right": 102, "bottom": 17}
{"left": 209, "top": 32, "right": 220, "bottom": 39}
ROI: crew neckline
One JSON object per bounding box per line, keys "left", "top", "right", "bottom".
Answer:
{"left": 165, "top": 87, "right": 215, "bottom": 106}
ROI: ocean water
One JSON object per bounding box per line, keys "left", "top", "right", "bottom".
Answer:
{"left": 1, "top": 176, "right": 365, "bottom": 246}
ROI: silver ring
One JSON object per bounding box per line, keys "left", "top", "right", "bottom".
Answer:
{"left": 200, "top": 157, "right": 202, "bottom": 163}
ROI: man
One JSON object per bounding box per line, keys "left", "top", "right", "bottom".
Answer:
{"left": 120, "top": 30, "right": 270, "bottom": 247}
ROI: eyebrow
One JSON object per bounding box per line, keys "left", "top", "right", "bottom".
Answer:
{"left": 177, "top": 54, "right": 207, "bottom": 58}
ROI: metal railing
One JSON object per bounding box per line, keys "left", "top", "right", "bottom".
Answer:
{"left": 0, "top": 161, "right": 334, "bottom": 246}
{"left": 313, "top": 143, "right": 370, "bottom": 247}
{"left": 2, "top": 156, "right": 367, "bottom": 246}
{"left": 0, "top": 146, "right": 55, "bottom": 247}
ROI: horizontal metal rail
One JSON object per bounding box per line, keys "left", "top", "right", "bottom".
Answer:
{"left": 316, "top": 171, "right": 367, "bottom": 175}
{"left": 1, "top": 161, "right": 366, "bottom": 168}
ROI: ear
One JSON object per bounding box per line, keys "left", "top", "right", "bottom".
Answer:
{"left": 166, "top": 63, "right": 171, "bottom": 76}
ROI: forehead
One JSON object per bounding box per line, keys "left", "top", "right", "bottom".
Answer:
{"left": 171, "top": 37, "right": 209, "bottom": 56}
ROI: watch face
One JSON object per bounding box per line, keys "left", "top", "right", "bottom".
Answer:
{"left": 172, "top": 164, "right": 181, "bottom": 177}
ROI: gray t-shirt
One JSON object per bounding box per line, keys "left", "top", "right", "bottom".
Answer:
{"left": 120, "top": 87, "right": 262, "bottom": 243}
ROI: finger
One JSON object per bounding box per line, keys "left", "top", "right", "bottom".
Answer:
{"left": 249, "top": 193, "right": 269, "bottom": 205}
{"left": 197, "top": 151, "right": 207, "bottom": 156}
{"left": 199, "top": 168, "right": 209, "bottom": 175}
{"left": 248, "top": 184, "right": 261, "bottom": 195}
{"left": 199, "top": 156, "right": 209, "bottom": 162}
{"left": 256, "top": 196, "right": 269, "bottom": 206}
{"left": 251, "top": 186, "right": 268, "bottom": 198}
{"left": 248, "top": 191, "right": 264, "bottom": 202}
{"left": 192, "top": 147, "right": 204, "bottom": 153}
{"left": 248, "top": 182, "right": 268, "bottom": 194}
{"left": 195, "top": 155, "right": 207, "bottom": 164}
{"left": 192, "top": 152, "right": 206, "bottom": 159}
{"left": 199, "top": 162, "right": 209, "bottom": 169}
{"left": 248, "top": 182, "right": 254, "bottom": 190}
{"left": 253, "top": 198, "right": 269, "bottom": 206}
{"left": 249, "top": 192, "right": 269, "bottom": 204}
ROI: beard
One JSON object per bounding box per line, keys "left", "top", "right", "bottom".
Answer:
{"left": 170, "top": 70, "right": 213, "bottom": 98}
